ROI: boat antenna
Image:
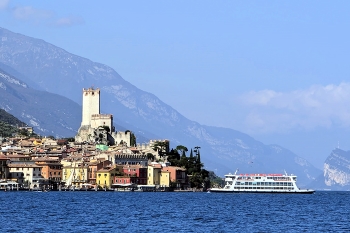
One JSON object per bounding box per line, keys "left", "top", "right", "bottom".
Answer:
{"left": 235, "top": 169, "right": 239, "bottom": 175}
{"left": 284, "top": 170, "right": 287, "bottom": 176}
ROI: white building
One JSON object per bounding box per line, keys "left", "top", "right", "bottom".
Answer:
{"left": 8, "top": 163, "right": 44, "bottom": 188}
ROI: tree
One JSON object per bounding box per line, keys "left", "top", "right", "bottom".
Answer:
{"left": 207, "top": 171, "right": 225, "bottom": 188}
{"left": 175, "top": 145, "right": 188, "bottom": 155}
{"left": 18, "top": 128, "right": 29, "bottom": 137}
{"left": 166, "top": 149, "right": 181, "bottom": 166}
{"left": 101, "top": 125, "right": 110, "bottom": 132}
{"left": 146, "top": 153, "right": 155, "bottom": 161}
{"left": 130, "top": 133, "right": 136, "bottom": 146}
{"left": 152, "top": 141, "right": 169, "bottom": 157}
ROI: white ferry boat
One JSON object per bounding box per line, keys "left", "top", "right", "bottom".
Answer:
{"left": 210, "top": 171, "right": 315, "bottom": 194}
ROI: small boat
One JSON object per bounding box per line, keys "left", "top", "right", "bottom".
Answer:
{"left": 210, "top": 170, "right": 315, "bottom": 194}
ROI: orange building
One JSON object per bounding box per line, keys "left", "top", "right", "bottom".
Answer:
{"left": 34, "top": 157, "right": 63, "bottom": 184}
{"left": 161, "top": 166, "right": 188, "bottom": 189}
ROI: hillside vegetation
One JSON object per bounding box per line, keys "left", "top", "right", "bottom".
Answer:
{"left": 0, "top": 109, "right": 27, "bottom": 137}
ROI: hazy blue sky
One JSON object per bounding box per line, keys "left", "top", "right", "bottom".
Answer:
{"left": 2, "top": 0, "right": 350, "bottom": 168}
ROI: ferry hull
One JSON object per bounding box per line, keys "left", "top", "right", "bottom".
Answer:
{"left": 209, "top": 189, "right": 315, "bottom": 194}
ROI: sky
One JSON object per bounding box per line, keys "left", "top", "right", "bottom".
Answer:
{"left": 1, "top": 0, "right": 350, "bottom": 169}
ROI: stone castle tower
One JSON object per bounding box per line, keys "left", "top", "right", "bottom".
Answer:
{"left": 81, "top": 88, "right": 100, "bottom": 126}
{"left": 76, "top": 87, "right": 113, "bottom": 144}
{"left": 75, "top": 87, "right": 133, "bottom": 146}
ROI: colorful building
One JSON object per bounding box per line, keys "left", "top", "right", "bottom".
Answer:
{"left": 147, "top": 163, "right": 162, "bottom": 186}
{"left": 96, "top": 165, "right": 122, "bottom": 189}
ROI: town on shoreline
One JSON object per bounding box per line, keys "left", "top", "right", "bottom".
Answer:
{"left": 0, "top": 135, "right": 209, "bottom": 192}
{"left": 0, "top": 88, "right": 215, "bottom": 192}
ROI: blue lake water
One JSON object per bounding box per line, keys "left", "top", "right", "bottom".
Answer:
{"left": 0, "top": 191, "right": 349, "bottom": 232}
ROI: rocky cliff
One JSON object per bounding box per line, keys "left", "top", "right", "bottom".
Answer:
{"left": 323, "top": 149, "right": 350, "bottom": 190}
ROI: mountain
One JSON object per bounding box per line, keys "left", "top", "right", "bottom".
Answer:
{"left": 0, "top": 108, "right": 26, "bottom": 137}
{"left": 0, "top": 67, "right": 81, "bottom": 137}
{"left": 323, "top": 149, "right": 350, "bottom": 190}
{"left": 0, "top": 27, "right": 322, "bottom": 186}
{"left": 0, "top": 108, "right": 26, "bottom": 127}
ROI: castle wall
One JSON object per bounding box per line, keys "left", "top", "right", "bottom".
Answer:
{"left": 91, "top": 114, "right": 113, "bottom": 132}
{"left": 112, "top": 131, "right": 131, "bottom": 147}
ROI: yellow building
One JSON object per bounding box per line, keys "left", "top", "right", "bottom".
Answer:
{"left": 147, "top": 163, "right": 161, "bottom": 185}
{"left": 160, "top": 171, "right": 171, "bottom": 188}
{"left": 62, "top": 162, "right": 88, "bottom": 189}
{"left": 96, "top": 165, "right": 119, "bottom": 189}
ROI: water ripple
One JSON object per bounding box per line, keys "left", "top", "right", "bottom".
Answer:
{"left": 0, "top": 191, "right": 349, "bottom": 232}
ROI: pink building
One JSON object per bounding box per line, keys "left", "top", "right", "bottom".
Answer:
{"left": 161, "top": 166, "right": 188, "bottom": 189}
{"left": 122, "top": 165, "right": 147, "bottom": 185}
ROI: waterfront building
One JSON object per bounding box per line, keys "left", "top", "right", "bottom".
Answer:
{"left": 147, "top": 162, "right": 162, "bottom": 186}
{"left": 62, "top": 161, "right": 89, "bottom": 189}
{"left": 0, "top": 155, "right": 9, "bottom": 180}
{"left": 88, "top": 159, "right": 112, "bottom": 187}
{"left": 161, "top": 166, "right": 188, "bottom": 189}
{"left": 96, "top": 165, "right": 121, "bottom": 189}
{"left": 7, "top": 163, "right": 44, "bottom": 188}
{"left": 122, "top": 165, "right": 147, "bottom": 185}
{"left": 34, "top": 157, "right": 63, "bottom": 187}
{"left": 160, "top": 171, "right": 171, "bottom": 189}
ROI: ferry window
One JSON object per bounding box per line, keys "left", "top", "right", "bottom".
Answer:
{"left": 284, "top": 182, "right": 287, "bottom": 186}
{"left": 257, "top": 182, "right": 260, "bottom": 185}
{"left": 249, "top": 182, "right": 252, "bottom": 185}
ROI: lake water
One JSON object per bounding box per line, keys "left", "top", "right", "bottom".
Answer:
{"left": 0, "top": 191, "right": 349, "bottom": 232}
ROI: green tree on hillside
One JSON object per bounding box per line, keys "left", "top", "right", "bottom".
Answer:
{"left": 167, "top": 145, "right": 210, "bottom": 191}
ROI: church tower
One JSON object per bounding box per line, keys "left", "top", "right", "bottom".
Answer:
{"left": 81, "top": 88, "right": 100, "bottom": 126}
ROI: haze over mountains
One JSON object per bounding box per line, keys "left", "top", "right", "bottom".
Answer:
{"left": 0, "top": 26, "right": 343, "bottom": 188}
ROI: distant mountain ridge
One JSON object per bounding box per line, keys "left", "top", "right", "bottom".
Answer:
{"left": 0, "top": 27, "right": 322, "bottom": 187}
{"left": 0, "top": 66, "right": 81, "bottom": 137}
